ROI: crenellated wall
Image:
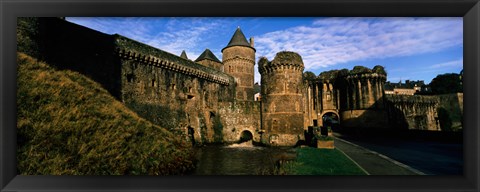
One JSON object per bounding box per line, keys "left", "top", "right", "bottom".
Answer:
{"left": 303, "top": 66, "right": 389, "bottom": 129}
{"left": 18, "top": 17, "right": 461, "bottom": 150}
{"left": 385, "top": 95, "right": 439, "bottom": 131}
{"left": 18, "top": 17, "right": 261, "bottom": 145}
{"left": 114, "top": 35, "right": 237, "bottom": 144}
{"left": 259, "top": 51, "right": 305, "bottom": 146}
{"left": 340, "top": 68, "right": 389, "bottom": 129}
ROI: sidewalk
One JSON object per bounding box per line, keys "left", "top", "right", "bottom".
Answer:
{"left": 334, "top": 137, "right": 425, "bottom": 175}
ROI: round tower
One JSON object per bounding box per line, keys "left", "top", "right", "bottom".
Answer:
{"left": 258, "top": 51, "right": 305, "bottom": 146}
{"left": 221, "top": 27, "right": 256, "bottom": 101}
{"left": 340, "top": 65, "right": 388, "bottom": 129}
{"left": 345, "top": 66, "right": 386, "bottom": 110}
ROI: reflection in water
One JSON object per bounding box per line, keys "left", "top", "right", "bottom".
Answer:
{"left": 193, "top": 141, "right": 296, "bottom": 175}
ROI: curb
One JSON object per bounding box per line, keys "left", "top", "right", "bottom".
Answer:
{"left": 334, "top": 137, "right": 426, "bottom": 175}
{"left": 335, "top": 147, "right": 371, "bottom": 175}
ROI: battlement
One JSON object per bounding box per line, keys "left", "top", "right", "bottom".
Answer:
{"left": 385, "top": 94, "right": 438, "bottom": 104}
{"left": 258, "top": 51, "right": 305, "bottom": 74}
{"left": 114, "top": 35, "right": 233, "bottom": 86}
{"left": 116, "top": 49, "right": 230, "bottom": 85}
{"left": 346, "top": 73, "right": 387, "bottom": 81}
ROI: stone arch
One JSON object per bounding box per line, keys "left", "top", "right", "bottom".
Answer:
{"left": 320, "top": 111, "right": 340, "bottom": 128}
{"left": 239, "top": 130, "right": 253, "bottom": 142}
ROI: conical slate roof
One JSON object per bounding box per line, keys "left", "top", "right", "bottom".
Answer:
{"left": 195, "top": 49, "right": 221, "bottom": 63}
{"left": 180, "top": 50, "right": 188, "bottom": 60}
{"left": 222, "top": 27, "right": 255, "bottom": 51}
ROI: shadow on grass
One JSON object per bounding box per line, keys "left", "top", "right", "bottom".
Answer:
{"left": 265, "top": 147, "right": 367, "bottom": 175}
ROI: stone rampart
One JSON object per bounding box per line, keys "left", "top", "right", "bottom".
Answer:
{"left": 218, "top": 101, "right": 261, "bottom": 143}
{"left": 385, "top": 95, "right": 439, "bottom": 131}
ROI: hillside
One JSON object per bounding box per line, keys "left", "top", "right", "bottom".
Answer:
{"left": 16, "top": 52, "right": 195, "bottom": 175}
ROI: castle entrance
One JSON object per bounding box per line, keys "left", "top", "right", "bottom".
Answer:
{"left": 321, "top": 112, "right": 340, "bottom": 130}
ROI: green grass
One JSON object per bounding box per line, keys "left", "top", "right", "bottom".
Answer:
{"left": 16, "top": 52, "right": 195, "bottom": 175}
{"left": 284, "top": 147, "right": 367, "bottom": 175}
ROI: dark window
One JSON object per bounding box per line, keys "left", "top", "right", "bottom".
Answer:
{"left": 126, "top": 74, "right": 134, "bottom": 83}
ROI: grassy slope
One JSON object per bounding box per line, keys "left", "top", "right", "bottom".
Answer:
{"left": 16, "top": 52, "right": 194, "bottom": 175}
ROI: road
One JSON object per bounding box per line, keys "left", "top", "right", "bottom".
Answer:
{"left": 334, "top": 132, "right": 463, "bottom": 175}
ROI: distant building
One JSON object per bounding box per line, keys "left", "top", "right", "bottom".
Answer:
{"left": 384, "top": 80, "right": 427, "bottom": 95}
{"left": 254, "top": 82, "right": 261, "bottom": 101}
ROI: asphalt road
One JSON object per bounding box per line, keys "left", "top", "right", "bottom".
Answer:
{"left": 334, "top": 137, "right": 421, "bottom": 175}
{"left": 334, "top": 132, "right": 463, "bottom": 175}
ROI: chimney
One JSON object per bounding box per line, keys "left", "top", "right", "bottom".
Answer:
{"left": 250, "top": 37, "right": 254, "bottom": 47}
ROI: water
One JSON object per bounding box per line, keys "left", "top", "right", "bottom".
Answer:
{"left": 192, "top": 141, "right": 297, "bottom": 175}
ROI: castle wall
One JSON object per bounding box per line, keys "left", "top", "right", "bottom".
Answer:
{"left": 114, "top": 35, "right": 236, "bottom": 144}
{"left": 197, "top": 59, "right": 223, "bottom": 71}
{"left": 19, "top": 18, "right": 266, "bottom": 145}
{"left": 303, "top": 82, "right": 318, "bottom": 128}
{"left": 303, "top": 80, "right": 341, "bottom": 128}
{"left": 17, "top": 17, "right": 122, "bottom": 99}
{"left": 344, "top": 73, "right": 386, "bottom": 110}
{"left": 340, "top": 110, "right": 389, "bottom": 129}
{"left": 340, "top": 72, "right": 388, "bottom": 129}
{"left": 19, "top": 17, "right": 461, "bottom": 151}
{"left": 435, "top": 93, "right": 463, "bottom": 131}
{"left": 218, "top": 101, "right": 261, "bottom": 143}
{"left": 222, "top": 46, "right": 255, "bottom": 100}
{"left": 385, "top": 95, "right": 439, "bottom": 131}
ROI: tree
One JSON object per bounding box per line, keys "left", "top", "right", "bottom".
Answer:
{"left": 429, "top": 73, "right": 462, "bottom": 95}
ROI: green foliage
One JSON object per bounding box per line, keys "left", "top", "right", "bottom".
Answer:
{"left": 429, "top": 73, "right": 462, "bottom": 94}
{"left": 258, "top": 57, "right": 269, "bottom": 68}
{"left": 350, "top": 66, "right": 372, "bottom": 75}
{"left": 316, "top": 135, "right": 334, "bottom": 141}
{"left": 303, "top": 71, "right": 317, "bottom": 82}
{"left": 318, "top": 70, "right": 339, "bottom": 80}
{"left": 283, "top": 148, "right": 367, "bottom": 175}
{"left": 16, "top": 53, "right": 195, "bottom": 175}
{"left": 272, "top": 51, "right": 303, "bottom": 65}
{"left": 372, "top": 65, "right": 387, "bottom": 75}
{"left": 337, "top": 69, "right": 350, "bottom": 77}
{"left": 17, "top": 18, "right": 41, "bottom": 58}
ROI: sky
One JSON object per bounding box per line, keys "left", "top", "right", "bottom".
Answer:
{"left": 67, "top": 17, "right": 463, "bottom": 84}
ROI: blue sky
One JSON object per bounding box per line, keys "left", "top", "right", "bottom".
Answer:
{"left": 67, "top": 17, "right": 463, "bottom": 84}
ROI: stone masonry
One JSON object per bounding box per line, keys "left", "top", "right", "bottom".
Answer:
{"left": 17, "top": 17, "right": 460, "bottom": 147}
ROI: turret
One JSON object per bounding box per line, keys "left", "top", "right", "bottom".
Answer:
{"left": 258, "top": 51, "right": 305, "bottom": 146}
{"left": 339, "top": 65, "right": 389, "bottom": 129}
{"left": 195, "top": 49, "right": 223, "bottom": 71}
{"left": 344, "top": 66, "right": 387, "bottom": 110}
{"left": 222, "top": 27, "right": 256, "bottom": 101}
{"left": 180, "top": 50, "right": 189, "bottom": 60}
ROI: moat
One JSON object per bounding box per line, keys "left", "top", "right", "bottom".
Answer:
{"left": 192, "top": 141, "right": 297, "bottom": 175}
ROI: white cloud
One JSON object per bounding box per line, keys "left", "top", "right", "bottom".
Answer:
{"left": 68, "top": 17, "right": 462, "bottom": 84}
{"left": 67, "top": 17, "right": 228, "bottom": 60}
{"left": 429, "top": 58, "right": 463, "bottom": 69}
{"left": 255, "top": 17, "right": 463, "bottom": 72}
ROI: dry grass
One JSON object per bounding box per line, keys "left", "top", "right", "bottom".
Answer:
{"left": 16, "top": 52, "right": 195, "bottom": 175}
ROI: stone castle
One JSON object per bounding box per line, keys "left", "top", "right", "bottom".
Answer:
{"left": 18, "top": 18, "right": 463, "bottom": 146}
